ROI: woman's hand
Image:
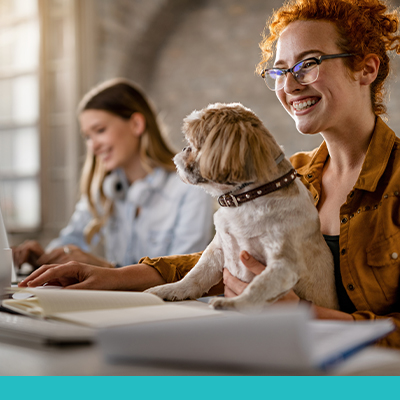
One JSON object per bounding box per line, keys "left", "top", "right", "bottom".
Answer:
{"left": 18, "top": 262, "right": 117, "bottom": 289}
{"left": 223, "top": 251, "right": 266, "bottom": 297}
{"left": 36, "top": 245, "right": 114, "bottom": 269}
{"left": 12, "top": 240, "right": 45, "bottom": 270}
{"left": 226, "top": 250, "right": 353, "bottom": 320}
{"left": 224, "top": 250, "right": 300, "bottom": 304}
{"left": 18, "top": 261, "right": 166, "bottom": 291}
{"left": 13, "top": 242, "right": 114, "bottom": 271}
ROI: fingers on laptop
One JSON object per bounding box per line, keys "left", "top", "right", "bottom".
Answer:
{"left": 13, "top": 240, "right": 45, "bottom": 268}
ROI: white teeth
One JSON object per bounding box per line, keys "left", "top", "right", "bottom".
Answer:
{"left": 98, "top": 151, "right": 111, "bottom": 160}
{"left": 293, "top": 99, "right": 316, "bottom": 111}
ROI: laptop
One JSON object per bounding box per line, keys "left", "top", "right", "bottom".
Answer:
{"left": 0, "top": 205, "right": 95, "bottom": 345}
{"left": 0, "top": 205, "right": 17, "bottom": 288}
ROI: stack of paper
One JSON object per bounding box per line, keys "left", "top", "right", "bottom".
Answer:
{"left": 97, "top": 305, "right": 394, "bottom": 373}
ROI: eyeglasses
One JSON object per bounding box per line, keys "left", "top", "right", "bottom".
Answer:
{"left": 261, "top": 53, "right": 354, "bottom": 91}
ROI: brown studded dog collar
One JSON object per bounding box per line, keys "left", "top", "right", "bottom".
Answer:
{"left": 218, "top": 169, "right": 297, "bottom": 208}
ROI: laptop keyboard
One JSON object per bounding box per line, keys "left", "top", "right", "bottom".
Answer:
{"left": 0, "top": 311, "right": 95, "bottom": 344}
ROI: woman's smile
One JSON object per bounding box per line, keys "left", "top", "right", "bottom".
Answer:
{"left": 290, "top": 96, "right": 320, "bottom": 112}
{"left": 97, "top": 148, "right": 113, "bottom": 163}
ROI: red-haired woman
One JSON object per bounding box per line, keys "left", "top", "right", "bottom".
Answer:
{"left": 224, "top": 0, "right": 400, "bottom": 347}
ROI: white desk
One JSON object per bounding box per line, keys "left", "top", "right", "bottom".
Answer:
{"left": 1, "top": 298, "right": 400, "bottom": 376}
{"left": 1, "top": 335, "right": 400, "bottom": 376}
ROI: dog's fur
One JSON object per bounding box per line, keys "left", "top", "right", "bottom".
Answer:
{"left": 146, "top": 103, "right": 339, "bottom": 311}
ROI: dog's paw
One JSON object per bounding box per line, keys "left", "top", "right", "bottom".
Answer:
{"left": 145, "top": 283, "right": 200, "bottom": 301}
{"left": 210, "top": 295, "right": 270, "bottom": 312}
{"left": 209, "top": 297, "right": 232, "bottom": 310}
{"left": 209, "top": 297, "right": 247, "bottom": 311}
{"left": 145, "top": 285, "right": 180, "bottom": 301}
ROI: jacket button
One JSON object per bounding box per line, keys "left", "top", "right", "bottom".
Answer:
{"left": 391, "top": 252, "right": 398, "bottom": 260}
{"left": 341, "top": 248, "right": 346, "bottom": 255}
{"left": 341, "top": 217, "right": 348, "bottom": 224}
{"left": 347, "top": 284, "right": 355, "bottom": 291}
{"left": 307, "top": 174, "right": 313, "bottom": 179}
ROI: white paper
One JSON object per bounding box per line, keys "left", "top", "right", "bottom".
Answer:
{"left": 97, "top": 305, "right": 395, "bottom": 372}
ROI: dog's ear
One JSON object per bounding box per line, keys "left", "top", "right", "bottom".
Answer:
{"left": 191, "top": 104, "right": 281, "bottom": 184}
{"left": 182, "top": 110, "right": 207, "bottom": 150}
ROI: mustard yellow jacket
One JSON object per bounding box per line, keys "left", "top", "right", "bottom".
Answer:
{"left": 141, "top": 117, "right": 400, "bottom": 348}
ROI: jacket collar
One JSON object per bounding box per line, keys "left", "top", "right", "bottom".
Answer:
{"left": 297, "top": 141, "right": 329, "bottom": 176}
{"left": 295, "top": 117, "right": 396, "bottom": 193}
{"left": 355, "top": 117, "right": 396, "bottom": 192}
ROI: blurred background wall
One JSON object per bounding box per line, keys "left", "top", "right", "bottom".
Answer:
{"left": 1, "top": 0, "right": 400, "bottom": 246}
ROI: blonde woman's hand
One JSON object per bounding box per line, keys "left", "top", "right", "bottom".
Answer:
{"left": 12, "top": 240, "right": 45, "bottom": 270}
{"left": 36, "top": 245, "right": 114, "bottom": 269}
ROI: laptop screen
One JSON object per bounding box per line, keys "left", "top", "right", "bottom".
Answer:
{"left": 0, "top": 206, "right": 16, "bottom": 296}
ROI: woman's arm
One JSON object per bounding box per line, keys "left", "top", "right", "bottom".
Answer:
{"left": 33, "top": 197, "right": 116, "bottom": 269}
{"left": 139, "top": 252, "right": 203, "bottom": 283}
{"left": 13, "top": 196, "right": 107, "bottom": 270}
{"left": 19, "top": 261, "right": 166, "bottom": 291}
{"left": 36, "top": 245, "right": 115, "bottom": 269}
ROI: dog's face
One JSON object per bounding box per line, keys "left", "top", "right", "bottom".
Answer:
{"left": 174, "top": 102, "right": 283, "bottom": 197}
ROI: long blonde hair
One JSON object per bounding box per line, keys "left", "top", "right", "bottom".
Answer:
{"left": 78, "top": 78, "right": 176, "bottom": 244}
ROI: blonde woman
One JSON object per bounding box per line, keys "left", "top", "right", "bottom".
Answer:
{"left": 14, "top": 78, "right": 213, "bottom": 270}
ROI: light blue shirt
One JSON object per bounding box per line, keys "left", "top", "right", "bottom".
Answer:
{"left": 47, "top": 168, "right": 214, "bottom": 265}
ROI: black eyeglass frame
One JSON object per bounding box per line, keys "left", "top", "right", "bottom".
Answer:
{"left": 261, "top": 53, "right": 354, "bottom": 91}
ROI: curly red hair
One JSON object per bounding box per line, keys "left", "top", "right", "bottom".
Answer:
{"left": 257, "top": 0, "right": 400, "bottom": 115}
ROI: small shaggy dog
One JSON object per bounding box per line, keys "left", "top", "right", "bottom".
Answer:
{"left": 146, "top": 103, "right": 339, "bottom": 311}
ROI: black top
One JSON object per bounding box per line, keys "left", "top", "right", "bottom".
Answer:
{"left": 323, "top": 235, "right": 356, "bottom": 314}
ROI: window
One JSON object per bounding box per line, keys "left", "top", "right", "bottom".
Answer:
{"left": 0, "top": 0, "right": 90, "bottom": 242}
{"left": 0, "top": 0, "right": 40, "bottom": 231}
